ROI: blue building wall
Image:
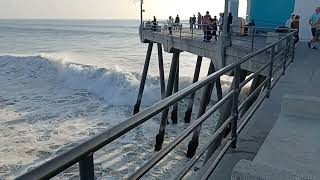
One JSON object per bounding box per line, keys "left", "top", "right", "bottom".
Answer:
{"left": 250, "top": 0, "right": 295, "bottom": 28}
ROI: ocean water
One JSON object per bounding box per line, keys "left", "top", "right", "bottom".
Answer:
{"left": 0, "top": 19, "right": 235, "bottom": 179}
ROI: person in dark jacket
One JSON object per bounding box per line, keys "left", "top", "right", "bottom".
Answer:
{"left": 175, "top": 15, "right": 180, "bottom": 30}
{"left": 291, "top": 15, "right": 300, "bottom": 44}
{"left": 192, "top": 15, "right": 197, "bottom": 29}
{"left": 198, "top": 12, "right": 202, "bottom": 29}
{"left": 212, "top": 16, "right": 218, "bottom": 40}
{"left": 227, "top": 13, "right": 233, "bottom": 33}
{"left": 152, "top": 16, "right": 157, "bottom": 31}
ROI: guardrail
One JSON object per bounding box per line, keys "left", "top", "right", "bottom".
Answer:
{"left": 142, "top": 21, "right": 297, "bottom": 51}
{"left": 16, "top": 29, "right": 296, "bottom": 180}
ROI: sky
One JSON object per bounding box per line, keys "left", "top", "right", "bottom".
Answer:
{"left": 0, "top": 0, "right": 247, "bottom": 20}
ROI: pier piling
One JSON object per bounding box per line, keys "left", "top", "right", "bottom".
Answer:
{"left": 184, "top": 56, "right": 203, "bottom": 123}
{"left": 203, "top": 69, "right": 247, "bottom": 161}
{"left": 171, "top": 58, "right": 180, "bottom": 124}
{"left": 157, "top": 43, "right": 166, "bottom": 99}
{"left": 240, "top": 75, "right": 266, "bottom": 117}
{"left": 133, "top": 42, "right": 153, "bottom": 114}
{"left": 186, "top": 61, "right": 216, "bottom": 158}
{"left": 155, "top": 51, "right": 180, "bottom": 151}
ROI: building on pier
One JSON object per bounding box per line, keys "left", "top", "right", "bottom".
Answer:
{"left": 245, "top": 0, "right": 320, "bottom": 40}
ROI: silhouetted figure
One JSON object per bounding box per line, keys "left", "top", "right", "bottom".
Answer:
{"left": 152, "top": 16, "right": 157, "bottom": 31}
{"left": 198, "top": 12, "right": 202, "bottom": 29}
{"left": 192, "top": 15, "right": 197, "bottom": 29}
{"left": 212, "top": 16, "right": 218, "bottom": 40}
{"left": 218, "top": 13, "right": 224, "bottom": 35}
{"left": 175, "top": 15, "right": 180, "bottom": 30}
{"left": 227, "top": 13, "right": 233, "bottom": 33}
{"left": 167, "top": 16, "right": 173, "bottom": 35}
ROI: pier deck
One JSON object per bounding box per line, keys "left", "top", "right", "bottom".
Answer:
{"left": 208, "top": 43, "right": 320, "bottom": 179}
{"left": 140, "top": 27, "right": 289, "bottom": 75}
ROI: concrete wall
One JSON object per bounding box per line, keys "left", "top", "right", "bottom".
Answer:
{"left": 249, "top": 0, "right": 295, "bottom": 28}
{"left": 294, "top": 0, "right": 320, "bottom": 41}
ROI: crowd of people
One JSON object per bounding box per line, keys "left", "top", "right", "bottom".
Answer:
{"left": 149, "top": 11, "right": 233, "bottom": 42}
{"left": 149, "top": 7, "right": 320, "bottom": 46}
{"left": 187, "top": 11, "right": 233, "bottom": 41}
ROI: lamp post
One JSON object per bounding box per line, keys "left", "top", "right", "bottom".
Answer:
{"left": 140, "top": 0, "right": 144, "bottom": 25}
{"left": 222, "top": 0, "right": 229, "bottom": 39}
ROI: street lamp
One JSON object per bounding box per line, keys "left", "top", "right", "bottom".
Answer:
{"left": 140, "top": 0, "right": 144, "bottom": 24}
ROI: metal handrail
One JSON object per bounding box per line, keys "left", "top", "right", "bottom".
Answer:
{"left": 129, "top": 90, "right": 236, "bottom": 179}
{"left": 142, "top": 21, "right": 296, "bottom": 51}
{"left": 17, "top": 28, "right": 296, "bottom": 180}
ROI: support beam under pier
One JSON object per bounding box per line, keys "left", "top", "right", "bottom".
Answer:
{"left": 186, "top": 61, "right": 217, "bottom": 158}
{"left": 133, "top": 43, "right": 153, "bottom": 114}
{"left": 204, "top": 70, "right": 247, "bottom": 161}
{"left": 157, "top": 43, "right": 166, "bottom": 100}
{"left": 171, "top": 58, "right": 180, "bottom": 124}
{"left": 155, "top": 51, "right": 180, "bottom": 151}
{"left": 184, "top": 56, "right": 203, "bottom": 123}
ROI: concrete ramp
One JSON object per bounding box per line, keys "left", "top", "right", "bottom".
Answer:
{"left": 231, "top": 95, "right": 320, "bottom": 180}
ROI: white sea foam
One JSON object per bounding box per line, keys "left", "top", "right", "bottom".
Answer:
{"left": 52, "top": 58, "right": 160, "bottom": 106}
{"left": 0, "top": 55, "right": 248, "bottom": 179}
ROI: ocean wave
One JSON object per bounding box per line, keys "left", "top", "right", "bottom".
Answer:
{"left": 0, "top": 54, "right": 236, "bottom": 108}
{"left": 52, "top": 59, "right": 163, "bottom": 106}
{"left": 0, "top": 54, "right": 186, "bottom": 107}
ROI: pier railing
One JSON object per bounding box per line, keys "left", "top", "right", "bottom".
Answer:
{"left": 142, "top": 21, "right": 296, "bottom": 50}
{"left": 17, "top": 30, "right": 296, "bottom": 179}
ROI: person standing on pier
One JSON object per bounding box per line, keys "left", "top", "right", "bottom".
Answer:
{"left": 198, "top": 12, "right": 202, "bottom": 29}
{"left": 291, "top": 15, "right": 300, "bottom": 44}
{"left": 175, "top": 15, "right": 180, "bottom": 30}
{"left": 192, "top": 15, "right": 197, "bottom": 29}
{"left": 227, "top": 13, "right": 233, "bottom": 34}
{"left": 189, "top": 17, "right": 193, "bottom": 30}
{"left": 152, "top": 16, "right": 157, "bottom": 31}
{"left": 308, "top": 7, "right": 320, "bottom": 49}
{"left": 285, "top": 14, "right": 295, "bottom": 28}
{"left": 167, "top": 16, "right": 173, "bottom": 35}
{"left": 218, "top": 13, "right": 224, "bottom": 35}
{"left": 212, "top": 16, "right": 218, "bottom": 40}
{"left": 203, "top": 11, "right": 211, "bottom": 42}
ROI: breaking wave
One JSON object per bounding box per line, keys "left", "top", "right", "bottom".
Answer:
{"left": 0, "top": 54, "right": 195, "bottom": 107}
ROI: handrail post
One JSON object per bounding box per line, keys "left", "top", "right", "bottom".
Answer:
{"left": 79, "top": 153, "right": 95, "bottom": 180}
{"left": 291, "top": 33, "right": 295, "bottom": 62}
{"left": 282, "top": 38, "right": 289, "bottom": 75}
{"left": 231, "top": 65, "right": 241, "bottom": 149}
{"left": 267, "top": 46, "right": 275, "bottom": 98}
{"left": 251, "top": 27, "right": 255, "bottom": 51}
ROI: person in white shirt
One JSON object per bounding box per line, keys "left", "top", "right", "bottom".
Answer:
{"left": 308, "top": 7, "right": 320, "bottom": 49}
{"left": 167, "top": 16, "right": 173, "bottom": 35}
{"left": 285, "top": 14, "right": 295, "bottom": 28}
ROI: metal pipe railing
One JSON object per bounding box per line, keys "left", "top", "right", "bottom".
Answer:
{"left": 142, "top": 22, "right": 296, "bottom": 52}
{"left": 129, "top": 90, "right": 235, "bottom": 179}
{"left": 175, "top": 116, "right": 234, "bottom": 179}
{"left": 17, "top": 28, "right": 296, "bottom": 180}
{"left": 199, "top": 90, "right": 268, "bottom": 180}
